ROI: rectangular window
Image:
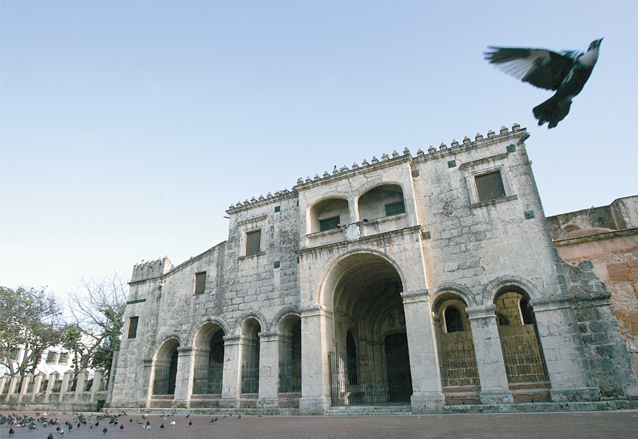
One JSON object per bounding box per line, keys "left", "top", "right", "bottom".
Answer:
{"left": 46, "top": 351, "right": 56, "bottom": 363}
{"left": 476, "top": 171, "right": 506, "bottom": 202}
{"left": 128, "top": 316, "right": 139, "bottom": 339}
{"left": 58, "top": 352, "right": 69, "bottom": 364}
{"left": 195, "top": 272, "right": 206, "bottom": 295}
{"left": 46, "top": 351, "right": 58, "bottom": 364}
{"left": 246, "top": 230, "right": 261, "bottom": 256}
{"left": 385, "top": 201, "right": 405, "bottom": 216}
{"left": 319, "top": 216, "right": 340, "bottom": 232}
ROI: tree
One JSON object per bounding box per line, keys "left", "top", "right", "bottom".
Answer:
{"left": 0, "top": 286, "right": 64, "bottom": 376}
{"left": 65, "top": 273, "right": 127, "bottom": 380}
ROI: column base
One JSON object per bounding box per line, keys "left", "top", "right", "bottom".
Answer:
{"left": 256, "top": 397, "right": 279, "bottom": 409}
{"left": 479, "top": 389, "right": 514, "bottom": 405}
{"left": 550, "top": 386, "right": 600, "bottom": 402}
{"left": 299, "top": 395, "right": 329, "bottom": 415}
{"left": 220, "top": 397, "right": 239, "bottom": 408}
{"left": 410, "top": 392, "right": 446, "bottom": 413}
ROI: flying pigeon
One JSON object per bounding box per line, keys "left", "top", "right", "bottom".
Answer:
{"left": 484, "top": 39, "right": 603, "bottom": 128}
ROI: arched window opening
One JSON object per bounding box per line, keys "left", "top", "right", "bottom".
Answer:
{"left": 309, "top": 198, "right": 349, "bottom": 234}
{"left": 346, "top": 331, "right": 359, "bottom": 386}
{"left": 357, "top": 185, "right": 405, "bottom": 222}
{"left": 208, "top": 329, "right": 225, "bottom": 394}
{"left": 241, "top": 319, "right": 261, "bottom": 394}
{"left": 152, "top": 340, "right": 179, "bottom": 396}
{"left": 495, "top": 290, "right": 548, "bottom": 385}
{"left": 434, "top": 296, "right": 480, "bottom": 394}
{"left": 279, "top": 317, "right": 302, "bottom": 393}
{"left": 444, "top": 306, "right": 464, "bottom": 333}
{"left": 520, "top": 298, "right": 535, "bottom": 325}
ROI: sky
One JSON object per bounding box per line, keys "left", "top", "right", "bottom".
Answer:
{"left": 1, "top": 1, "right": 637, "bottom": 302}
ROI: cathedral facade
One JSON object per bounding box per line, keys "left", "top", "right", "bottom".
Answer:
{"left": 107, "top": 124, "right": 637, "bottom": 414}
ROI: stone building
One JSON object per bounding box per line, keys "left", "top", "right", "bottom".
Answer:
{"left": 107, "top": 124, "right": 638, "bottom": 414}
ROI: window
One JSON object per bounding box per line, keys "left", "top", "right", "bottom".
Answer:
{"left": 319, "top": 216, "right": 340, "bottom": 232}
{"left": 58, "top": 352, "right": 69, "bottom": 364}
{"left": 128, "top": 316, "right": 139, "bottom": 339}
{"left": 46, "top": 351, "right": 58, "bottom": 364}
{"left": 444, "top": 306, "right": 464, "bottom": 333}
{"left": 475, "top": 171, "right": 506, "bottom": 202}
{"left": 195, "top": 272, "right": 206, "bottom": 295}
{"left": 385, "top": 201, "right": 405, "bottom": 216}
{"left": 246, "top": 230, "right": 261, "bottom": 256}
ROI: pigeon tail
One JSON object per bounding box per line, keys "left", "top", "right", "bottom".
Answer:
{"left": 533, "top": 95, "right": 572, "bottom": 128}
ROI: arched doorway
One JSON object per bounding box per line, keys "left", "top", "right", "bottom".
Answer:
{"left": 495, "top": 288, "right": 550, "bottom": 402}
{"left": 325, "top": 252, "right": 413, "bottom": 406}
{"left": 192, "top": 323, "right": 225, "bottom": 396}
{"left": 279, "top": 315, "right": 302, "bottom": 398}
{"left": 152, "top": 339, "right": 179, "bottom": 396}
{"left": 241, "top": 318, "right": 261, "bottom": 395}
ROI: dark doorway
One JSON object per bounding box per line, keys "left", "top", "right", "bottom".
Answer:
{"left": 385, "top": 333, "right": 412, "bottom": 403}
{"left": 167, "top": 349, "right": 178, "bottom": 395}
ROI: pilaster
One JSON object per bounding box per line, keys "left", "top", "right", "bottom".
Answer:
{"left": 299, "top": 305, "right": 332, "bottom": 415}
{"left": 257, "top": 330, "right": 280, "bottom": 408}
{"left": 221, "top": 334, "right": 242, "bottom": 408}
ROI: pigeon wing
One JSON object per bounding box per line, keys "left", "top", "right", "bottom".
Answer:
{"left": 484, "top": 47, "right": 575, "bottom": 91}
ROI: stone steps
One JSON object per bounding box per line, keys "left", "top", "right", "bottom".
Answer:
{"left": 325, "top": 405, "right": 412, "bottom": 416}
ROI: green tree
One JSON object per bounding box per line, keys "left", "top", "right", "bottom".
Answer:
{"left": 65, "top": 273, "right": 127, "bottom": 380}
{"left": 0, "top": 286, "right": 63, "bottom": 376}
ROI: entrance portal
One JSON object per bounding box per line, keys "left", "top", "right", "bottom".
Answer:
{"left": 325, "top": 252, "right": 413, "bottom": 406}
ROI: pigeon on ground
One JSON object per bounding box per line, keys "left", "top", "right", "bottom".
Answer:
{"left": 103, "top": 427, "right": 108, "bottom": 434}
{"left": 120, "top": 424, "right": 124, "bottom": 430}
{"left": 484, "top": 39, "right": 603, "bottom": 128}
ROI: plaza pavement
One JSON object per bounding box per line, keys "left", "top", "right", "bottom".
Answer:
{"left": 1, "top": 410, "right": 638, "bottom": 439}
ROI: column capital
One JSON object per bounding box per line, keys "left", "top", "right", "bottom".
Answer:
{"left": 223, "top": 334, "right": 242, "bottom": 344}
{"left": 258, "top": 331, "right": 280, "bottom": 341}
{"left": 300, "top": 305, "right": 332, "bottom": 318}
{"left": 401, "top": 289, "right": 429, "bottom": 304}
{"left": 466, "top": 304, "right": 496, "bottom": 320}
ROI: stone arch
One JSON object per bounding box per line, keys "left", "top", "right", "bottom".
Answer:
{"left": 317, "top": 249, "right": 407, "bottom": 310}
{"left": 151, "top": 334, "right": 183, "bottom": 360}
{"left": 429, "top": 282, "right": 478, "bottom": 308}
{"left": 481, "top": 275, "right": 542, "bottom": 306}
{"left": 231, "top": 311, "right": 268, "bottom": 336}
{"left": 278, "top": 312, "right": 302, "bottom": 394}
{"left": 191, "top": 321, "right": 227, "bottom": 395}
{"left": 320, "top": 250, "right": 412, "bottom": 405}
{"left": 431, "top": 292, "right": 480, "bottom": 393}
{"left": 187, "top": 317, "right": 230, "bottom": 346}
{"left": 492, "top": 284, "right": 549, "bottom": 387}
{"left": 240, "top": 317, "right": 262, "bottom": 394}
{"left": 356, "top": 183, "right": 406, "bottom": 222}
{"left": 308, "top": 196, "right": 350, "bottom": 234}
{"left": 269, "top": 306, "right": 301, "bottom": 332}
{"left": 151, "top": 337, "right": 180, "bottom": 396}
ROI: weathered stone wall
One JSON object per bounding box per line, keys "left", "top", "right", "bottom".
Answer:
{"left": 563, "top": 260, "right": 638, "bottom": 399}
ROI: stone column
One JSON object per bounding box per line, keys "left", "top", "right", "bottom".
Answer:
{"left": 466, "top": 304, "right": 513, "bottom": 404}
{"left": 0, "top": 375, "right": 9, "bottom": 402}
{"left": 299, "top": 305, "right": 332, "bottom": 415}
{"left": 6, "top": 375, "right": 20, "bottom": 402}
{"left": 533, "top": 296, "right": 599, "bottom": 402}
{"left": 60, "top": 370, "right": 74, "bottom": 399}
{"left": 45, "top": 371, "right": 58, "bottom": 404}
{"left": 74, "top": 369, "right": 89, "bottom": 401}
{"left": 221, "top": 334, "right": 242, "bottom": 408}
{"left": 190, "top": 347, "right": 210, "bottom": 395}
{"left": 18, "top": 372, "right": 32, "bottom": 402}
{"left": 258, "top": 331, "right": 280, "bottom": 409}
{"left": 142, "top": 358, "right": 154, "bottom": 408}
{"left": 32, "top": 372, "right": 45, "bottom": 402}
{"left": 173, "top": 346, "right": 196, "bottom": 408}
{"left": 92, "top": 369, "right": 105, "bottom": 400}
{"left": 401, "top": 290, "right": 446, "bottom": 412}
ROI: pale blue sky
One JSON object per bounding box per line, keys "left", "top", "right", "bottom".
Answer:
{"left": 1, "top": 1, "right": 637, "bottom": 299}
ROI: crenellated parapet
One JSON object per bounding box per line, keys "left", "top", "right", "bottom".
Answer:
{"left": 131, "top": 256, "right": 173, "bottom": 283}
{"left": 225, "top": 124, "right": 528, "bottom": 214}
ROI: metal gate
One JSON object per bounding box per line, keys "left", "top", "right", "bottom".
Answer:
{"left": 499, "top": 324, "right": 548, "bottom": 383}
{"left": 329, "top": 334, "right": 412, "bottom": 406}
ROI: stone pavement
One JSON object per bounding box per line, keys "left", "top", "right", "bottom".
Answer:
{"left": 2, "top": 411, "right": 638, "bottom": 439}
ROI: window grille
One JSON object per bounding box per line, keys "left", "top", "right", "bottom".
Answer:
{"left": 319, "top": 216, "right": 340, "bottom": 232}
{"left": 46, "top": 351, "right": 58, "bottom": 364}
{"left": 385, "top": 201, "right": 405, "bottom": 216}
{"left": 246, "top": 230, "right": 261, "bottom": 256}
{"left": 58, "top": 352, "right": 69, "bottom": 364}
{"left": 475, "top": 171, "right": 506, "bottom": 202}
